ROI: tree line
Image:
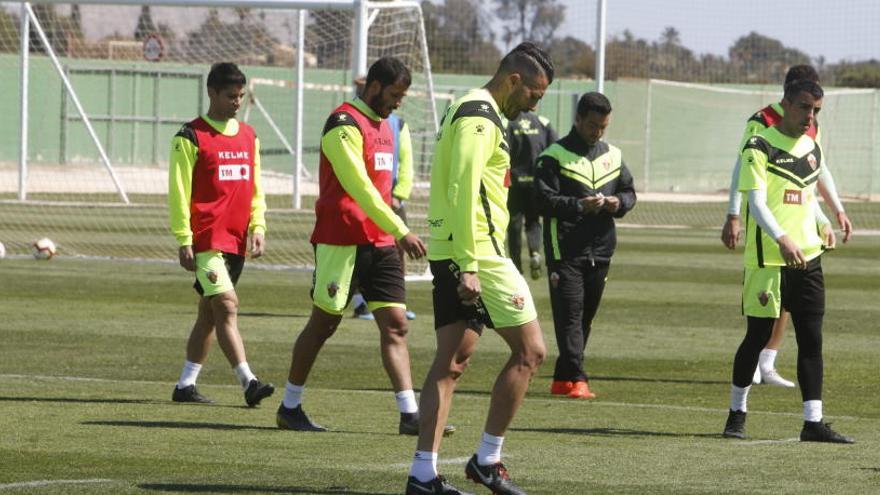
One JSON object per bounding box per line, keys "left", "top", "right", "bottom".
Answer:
{"left": 0, "top": 2, "right": 877, "bottom": 88}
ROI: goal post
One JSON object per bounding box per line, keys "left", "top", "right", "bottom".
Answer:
{"left": 1, "top": 0, "right": 440, "bottom": 274}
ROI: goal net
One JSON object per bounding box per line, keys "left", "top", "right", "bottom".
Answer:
{"left": 0, "top": 0, "right": 439, "bottom": 273}
{"left": 620, "top": 78, "right": 880, "bottom": 229}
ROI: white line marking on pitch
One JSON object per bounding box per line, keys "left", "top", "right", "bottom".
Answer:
{"left": 0, "top": 373, "right": 862, "bottom": 421}
{"left": 736, "top": 438, "right": 800, "bottom": 446}
{"left": 390, "top": 456, "right": 472, "bottom": 468}
{"left": 0, "top": 479, "right": 114, "bottom": 490}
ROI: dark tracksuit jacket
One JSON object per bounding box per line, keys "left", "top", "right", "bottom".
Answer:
{"left": 534, "top": 127, "right": 636, "bottom": 381}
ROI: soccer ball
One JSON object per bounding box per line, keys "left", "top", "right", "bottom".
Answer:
{"left": 32, "top": 237, "right": 57, "bottom": 260}
{"left": 0, "top": 241, "right": 5, "bottom": 259}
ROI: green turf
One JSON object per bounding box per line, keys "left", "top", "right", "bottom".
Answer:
{"left": 1, "top": 228, "right": 879, "bottom": 494}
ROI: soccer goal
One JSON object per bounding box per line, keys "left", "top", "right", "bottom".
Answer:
{"left": 629, "top": 78, "right": 880, "bottom": 228}
{"left": 0, "top": 0, "right": 440, "bottom": 273}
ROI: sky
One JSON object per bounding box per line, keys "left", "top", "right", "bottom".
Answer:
{"left": 556, "top": 0, "right": 880, "bottom": 63}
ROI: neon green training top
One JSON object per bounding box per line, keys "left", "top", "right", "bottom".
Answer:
{"left": 427, "top": 88, "right": 510, "bottom": 272}
{"left": 739, "top": 126, "right": 825, "bottom": 267}
{"left": 392, "top": 120, "right": 413, "bottom": 200}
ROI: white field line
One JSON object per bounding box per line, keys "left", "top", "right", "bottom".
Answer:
{"left": 390, "top": 456, "right": 472, "bottom": 468}
{"left": 0, "top": 374, "right": 863, "bottom": 421}
{"left": 0, "top": 479, "right": 114, "bottom": 490}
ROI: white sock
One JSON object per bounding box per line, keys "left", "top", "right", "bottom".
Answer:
{"left": 282, "top": 381, "right": 304, "bottom": 409}
{"left": 758, "top": 349, "right": 778, "bottom": 373}
{"left": 233, "top": 362, "right": 256, "bottom": 389}
{"left": 177, "top": 360, "right": 202, "bottom": 389}
{"left": 409, "top": 451, "right": 438, "bottom": 482}
{"left": 804, "top": 400, "right": 823, "bottom": 422}
{"left": 477, "top": 432, "right": 504, "bottom": 465}
{"left": 352, "top": 292, "right": 366, "bottom": 308}
{"left": 395, "top": 390, "right": 418, "bottom": 414}
{"left": 730, "top": 384, "right": 751, "bottom": 412}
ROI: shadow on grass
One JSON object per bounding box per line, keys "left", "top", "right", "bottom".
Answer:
{"left": 82, "top": 420, "right": 277, "bottom": 431}
{"left": 512, "top": 426, "right": 720, "bottom": 439}
{"left": 0, "top": 396, "right": 160, "bottom": 405}
{"left": 139, "top": 483, "right": 395, "bottom": 494}
{"left": 0, "top": 396, "right": 249, "bottom": 409}
{"left": 537, "top": 374, "right": 728, "bottom": 386}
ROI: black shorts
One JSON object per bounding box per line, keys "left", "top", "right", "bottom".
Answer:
{"left": 193, "top": 252, "right": 244, "bottom": 296}
{"left": 354, "top": 244, "right": 406, "bottom": 304}
{"left": 429, "top": 259, "right": 494, "bottom": 333}
{"left": 781, "top": 257, "right": 825, "bottom": 315}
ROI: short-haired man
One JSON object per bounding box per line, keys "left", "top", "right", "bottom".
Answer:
{"left": 168, "top": 62, "right": 275, "bottom": 407}
{"left": 406, "top": 42, "right": 553, "bottom": 495}
{"left": 723, "top": 79, "right": 853, "bottom": 444}
{"left": 350, "top": 75, "right": 417, "bottom": 321}
{"left": 275, "top": 57, "right": 432, "bottom": 436}
{"left": 721, "top": 65, "right": 853, "bottom": 388}
{"left": 535, "top": 92, "right": 636, "bottom": 401}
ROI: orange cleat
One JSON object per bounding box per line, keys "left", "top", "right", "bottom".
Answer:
{"left": 550, "top": 380, "right": 574, "bottom": 395}
{"left": 567, "top": 381, "right": 596, "bottom": 399}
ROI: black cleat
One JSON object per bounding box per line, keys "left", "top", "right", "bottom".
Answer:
{"left": 464, "top": 454, "right": 527, "bottom": 495}
{"left": 276, "top": 403, "right": 327, "bottom": 432}
{"left": 399, "top": 412, "right": 456, "bottom": 437}
{"left": 406, "top": 475, "right": 474, "bottom": 495}
{"left": 244, "top": 379, "right": 275, "bottom": 407}
{"left": 723, "top": 410, "right": 747, "bottom": 439}
{"left": 172, "top": 384, "right": 214, "bottom": 404}
{"left": 800, "top": 421, "right": 854, "bottom": 444}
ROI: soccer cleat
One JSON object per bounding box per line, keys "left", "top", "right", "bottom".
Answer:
{"left": 352, "top": 302, "right": 375, "bottom": 321}
{"left": 723, "top": 410, "right": 747, "bottom": 439}
{"left": 172, "top": 384, "right": 214, "bottom": 404}
{"left": 760, "top": 368, "right": 795, "bottom": 388}
{"left": 800, "top": 421, "right": 854, "bottom": 444}
{"left": 752, "top": 366, "right": 762, "bottom": 385}
{"left": 406, "top": 475, "right": 475, "bottom": 495}
{"left": 529, "top": 253, "right": 543, "bottom": 280}
{"left": 464, "top": 454, "right": 527, "bottom": 495}
{"left": 399, "top": 412, "right": 456, "bottom": 437}
{"left": 276, "top": 404, "right": 327, "bottom": 432}
{"left": 567, "top": 381, "right": 596, "bottom": 399}
{"left": 406, "top": 309, "right": 417, "bottom": 320}
{"left": 244, "top": 379, "right": 275, "bottom": 407}
{"left": 550, "top": 380, "right": 573, "bottom": 395}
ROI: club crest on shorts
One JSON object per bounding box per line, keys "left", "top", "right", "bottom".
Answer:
{"left": 327, "top": 281, "right": 339, "bottom": 298}
{"left": 758, "top": 291, "right": 770, "bottom": 306}
{"left": 206, "top": 271, "right": 218, "bottom": 284}
{"left": 549, "top": 272, "right": 560, "bottom": 289}
{"left": 511, "top": 294, "right": 525, "bottom": 310}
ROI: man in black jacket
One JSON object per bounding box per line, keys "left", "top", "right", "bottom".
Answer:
{"left": 507, "top": 111, "right": 557, "bottom": 279}
{"left": 534, "top": 92, "right": 636, "bottom": 399}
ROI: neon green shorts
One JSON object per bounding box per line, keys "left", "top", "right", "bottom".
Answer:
{"left": 194, "top": 250, "right": 243, "bottom": 297}
{"left": 311, "top": 244, "right": 406, "bottom": 315}
{"left": 742, "top": 265, "right": 782, "bottom": 318}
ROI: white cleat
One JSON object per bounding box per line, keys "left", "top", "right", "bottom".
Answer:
{"left": 752, "top": 366, "right": 762, "bottom": 385}
{"left": 761, "top": 368, "right": 796, "bottom": 388}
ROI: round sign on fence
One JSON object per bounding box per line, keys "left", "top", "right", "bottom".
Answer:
{"left": 143, "top": 34, "right": 164, "bottom": 62}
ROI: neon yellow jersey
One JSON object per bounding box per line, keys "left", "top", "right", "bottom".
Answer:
{"left": 739, "top": 126, "right": 824, "bottom": 267}
{"left": 392, "top": 120, "right": 413, "bottom": 200}
{"left": 427, "top": 88, "right": 510, "bottom": 272}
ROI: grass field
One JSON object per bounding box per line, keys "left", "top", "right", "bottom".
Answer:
{"left": 1, "top": 227, "right": 879, "bottom": 494}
